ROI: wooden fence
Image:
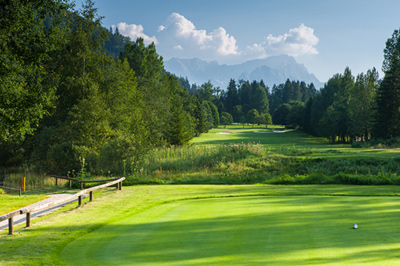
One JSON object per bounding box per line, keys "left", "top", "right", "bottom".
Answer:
{"left": 0, "top": 185, "right": 21, "bottom": 196}
{"left": 0, "top": 176, "right": 125, "bottom": 235}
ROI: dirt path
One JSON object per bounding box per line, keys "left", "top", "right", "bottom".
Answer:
{"left": 0, "top": 193, "right": 87, "bottom": 231}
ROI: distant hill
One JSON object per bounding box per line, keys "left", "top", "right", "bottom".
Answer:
{"left": 164, "top": 55, "right": 323, "bottom": 89}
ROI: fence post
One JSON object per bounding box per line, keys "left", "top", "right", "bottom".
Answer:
{"left": 26, "top": 212, "right": 31, "bottom": 228}
{"left": 8, "top": 217, "right": 14, "bottom": 235}
{"left": 78, "top": 195, "right": 82, "bottom": 207}
{"left": 89, "top": 191, "right": 93, "bottom": 202}
{"left": 55, "top": 177, "right": 58, "bottom": 186}
{"left": 69, "top": 180, "right": 72, "bottom": 189}
{"left": 80, "top": 182, "right": 83, "bottom": 190}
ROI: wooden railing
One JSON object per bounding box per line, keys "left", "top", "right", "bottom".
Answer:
{"left": 0, "top": 176, "right": 125, "bottom": 235}
{"left": 0, "top": 185, "right": 21, "bottom": 196}
{"left": 51, "top": 175, "right": 124, "bottom": 189}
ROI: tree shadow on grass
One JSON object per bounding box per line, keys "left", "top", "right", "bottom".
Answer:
{"left": 58, "top": 196, "right": 400, "bottom": 265}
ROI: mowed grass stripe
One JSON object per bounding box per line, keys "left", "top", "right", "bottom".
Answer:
{"left": 60, "top": 196, "right": 400, "bottom": 265}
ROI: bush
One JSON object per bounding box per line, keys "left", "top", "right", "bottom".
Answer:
{"left": 352, "top": 138, "right": 400, "bottom": 149}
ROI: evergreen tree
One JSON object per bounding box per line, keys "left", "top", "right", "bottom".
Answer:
{"left": 252, "top": 82, "right": 269, "bottom": 114}
{"left": 374, "top": 29, "right": 400, "bottom": 139}
{"left": 348, "top": 69, "right": 378, "bottom": 141}
{"left": 225, "top": 79, "right": 239, "bottom": 114}
{"left": 239, "top": 80, "right": 252, "bottom": 114}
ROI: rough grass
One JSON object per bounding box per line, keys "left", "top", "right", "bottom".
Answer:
{"left": 121, "top": 125, "right": 400, "bottom": 185}
{"left": 2, "top": 185, "right": 400, "bottom": 265}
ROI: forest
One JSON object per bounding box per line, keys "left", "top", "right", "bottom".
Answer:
{"left": 1, "top": 0, "right": 400, "bottom": 176}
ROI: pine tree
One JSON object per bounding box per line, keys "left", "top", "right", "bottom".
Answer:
{"left": 374, "top": 29, "right": 400, "bottom": 139}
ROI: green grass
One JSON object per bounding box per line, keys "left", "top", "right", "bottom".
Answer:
{"left": 61, "top": 195, "right": 400, "bottom": 266}
{"left": 0, "top": 187, "right": 78, "bottom": 215}
{"left": 3, "top": 185, "right": 400, "bottom": 265}
{"left": 0, "top": 194, "right": 48, "bottom": 215}
{"left": 190, "top": 124, "right": 400, "bottom": 159}
{"left": 124, "top": 125, "right": 400, "bottom": 185}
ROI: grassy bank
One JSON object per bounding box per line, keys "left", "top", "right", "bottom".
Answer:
{"left": 120, "top": 125, "right": 400, "bottom": 185}
{"left": 3, "top": 125, "right": 400, "bottom": 187}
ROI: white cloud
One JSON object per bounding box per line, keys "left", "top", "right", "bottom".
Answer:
{"left": 158, "top": 25, "right": 165, "bottom": 32}
{"left": 113, "top": 22, "right": 158, "bottom": 45}
{"left": 114, "top": 14, "right": 318, "bottom": 65}
{"left": 158, "top": 13, "right": 239, "bottom": 60}
{"left": 264, "top": 23, "right": 319, "bottom": 56}
{"left": 244, "top": 43, "right": 267, "bottom": 59}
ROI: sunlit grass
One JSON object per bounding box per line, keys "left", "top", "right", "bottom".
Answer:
{"left": 61, "top": 191, "right": 400, "bottom": 265}
{"left": 3, "top": 185, "right": 400, "bottom": 265}
{"left": 0, "top": 194, "right": 48, "bottom": 215}
{"left": 190, "top": 124, "right": 400, "bottom": 159}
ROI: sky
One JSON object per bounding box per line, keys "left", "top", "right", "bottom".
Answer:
{"left": 74, "top": 0, "right": 400, "bottom": 83}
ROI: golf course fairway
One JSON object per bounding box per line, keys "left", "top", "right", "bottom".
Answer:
{"left": 60, "top": 196, "right": 400, "bottom": 265}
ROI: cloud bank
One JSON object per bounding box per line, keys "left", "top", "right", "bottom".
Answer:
{"left": 115, "top": 13, "right": 319, "bottom": 63}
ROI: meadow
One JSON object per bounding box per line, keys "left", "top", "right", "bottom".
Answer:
{"left": 3, "top": 125, "right": 400, "bottom": 187}
{"left": 124, "top": 125, "right": 400, "bottom": 185}
{"left": 2, "top": 126, "right": 400, "bottom": 265}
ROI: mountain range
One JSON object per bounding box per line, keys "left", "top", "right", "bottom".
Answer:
{"left": 164, "top": 55, "right": 323, "bottom": 89}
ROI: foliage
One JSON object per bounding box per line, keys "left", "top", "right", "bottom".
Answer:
{"left": 0, "top": 1, "right": 206, "bottom": 174}
{"left": 246, "top": 109, "right": 259, "bottom": 125}
{"left": 220, "top": 112, "right": 233, "bottom": 128}
{"left": 374, "top": 28, "right": 400, "bottom": 139}
{"left": 0, "top": 0, "right": 69, "bottom": 140}
{"left": 272, "top": 103, "right": 291, "bottom": 125}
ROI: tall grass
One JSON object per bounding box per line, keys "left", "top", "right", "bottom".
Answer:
{"left": 0, "top": 167, "right": 65, "bottom": 191}
{"left": 123, "top": 143, "right": 400, "bottom": 185}
{"left": 124, "top": 143, "right": 266, "bottom": 185}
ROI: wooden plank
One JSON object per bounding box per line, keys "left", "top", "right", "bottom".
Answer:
{"left": 77, "top": 177, "right": 124, "bottom": 183}
{"left": 50, "top": 175, "right": 79, "bottom": 182}
{"left": 89, "top": 191, "right": 93, "bottom": 202}
{"left": 74, "top": 177, "right": 125, "bottom": 197}
{"left": 0, "top": 210, "right": 21, "bottom": 222}
{"left": 19, "top": 194, "right": 76, "bottom": 215}
{"left": 50, "top": 175, "right": 122, "bottom": 183}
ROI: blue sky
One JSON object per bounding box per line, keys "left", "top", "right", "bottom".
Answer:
{"left": 74, "top": 0, "right": 400, "bottom": 82}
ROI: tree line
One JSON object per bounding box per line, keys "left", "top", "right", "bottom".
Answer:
{"left": 179, "top": 28, "right": 400, "bottom": 145}
{"left": 0, "top": 0, "right": 208, "bottom": 175}
{"left": 1, "top": 0, "right": 400, "bottom": 176}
